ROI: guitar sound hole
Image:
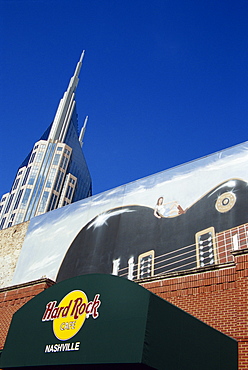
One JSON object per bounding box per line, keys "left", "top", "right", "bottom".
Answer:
{"left": 222, "top": 198, "right": 229, "bottom": 206}
{"left": 215, "top": 192, "right": 236, "bottom": 213}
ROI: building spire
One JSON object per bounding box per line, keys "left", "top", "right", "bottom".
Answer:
{"left": 79, "top": 115, "right": 88, "bottom": 147}
{"left": 68, "top": 50, "right": 85, "bottom": 92}
{"left": 48, "top": 51, "right": 85, "bottom": 142}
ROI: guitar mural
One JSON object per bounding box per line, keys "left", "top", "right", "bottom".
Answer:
{"left": 57, "top": 178, "right": 248, "bottom": 282}
{"left": 9, "top": 142, "right": 248, "bottom": 289}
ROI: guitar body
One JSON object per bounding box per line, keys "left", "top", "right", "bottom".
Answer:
{"left": 57, "top": 179, "right": 248, "bottom": 282}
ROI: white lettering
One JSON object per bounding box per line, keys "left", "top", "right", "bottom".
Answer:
{"left": 60, "top": 321, "right": 76, "bottom": 331}
{"left": 44, "top": 342, "right": 80, "bottom": 353}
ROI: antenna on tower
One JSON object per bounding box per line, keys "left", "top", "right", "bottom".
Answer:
{"left": 79, "top": 115, "right": 88, "bottom": 147}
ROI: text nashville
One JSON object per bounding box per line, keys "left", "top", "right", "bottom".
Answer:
{"left": 45, "top": 342, "right": 80, "bottom": 353}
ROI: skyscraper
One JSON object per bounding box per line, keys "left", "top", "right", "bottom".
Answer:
{"left": 0, "top": 52, "right": 92, "bottom": 230}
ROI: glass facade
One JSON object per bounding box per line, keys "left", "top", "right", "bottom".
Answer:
{"left": 0, "top": 53, "right": 92, "bottom": 230}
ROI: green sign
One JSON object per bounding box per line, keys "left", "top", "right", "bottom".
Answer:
{"left": 0, "top": 274, "right": 237, "bottom": 369}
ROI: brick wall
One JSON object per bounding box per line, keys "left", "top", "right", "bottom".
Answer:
{"left": 141, "top": 249, "right": 248, "bottom": 370}
{"left": 0, "top": 278, "right": 55, "bottom": 350}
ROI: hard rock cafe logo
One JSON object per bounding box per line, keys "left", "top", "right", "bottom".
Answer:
{"left": 42, "top": 290, "right": 101, "bottom": 341}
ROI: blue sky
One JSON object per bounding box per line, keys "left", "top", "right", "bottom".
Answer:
{"left": 1, "top": 0, "right": 248, "bottom": 197}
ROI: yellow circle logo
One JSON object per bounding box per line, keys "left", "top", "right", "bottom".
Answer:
{"left": 53, "top": 290, "right": 88, "bottom": 341}
{"left": 41, "top": 290, "right": 101, "bottom": 341}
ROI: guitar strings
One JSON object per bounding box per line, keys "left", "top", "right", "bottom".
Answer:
{"left": 118, "top": 243, "right": 195, "bottom": 273}
{"left": 118, "top": 224, "right": 248, "bottom": 279}
{"left": 118, "top": 246, "right": 195, "bottom": 277}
